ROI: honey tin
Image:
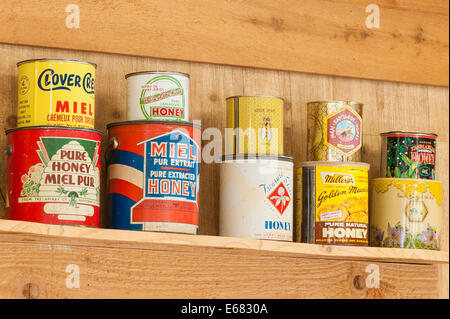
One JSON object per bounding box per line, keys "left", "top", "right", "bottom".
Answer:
{"left": 219, "top": 155, "right": 293, "bottom": 241}
{"left": 296, "top": 161, "right": 370, "bottom": 245}
{"left": 307, "top": 101, "right": 363, "bottom": 162}
{"left": 106, "top": 120, "right": 201, "bottom": 234}
{"left": 380, "top": 131, "right": 437, "bottom": 180}
{"left": 17, "top": 59, "right": 96, "bottom": 128}
{"left": 126, "top": 71, "right": 189, "bottom": 121}
{"left": 225, "top": 95, "right": 284, "bottom": 155}
{"left": 5, "top": 126, "right": 102, "bottom": 226}
{"left": 370, "top": 178, "right": 442, "bottom": 250}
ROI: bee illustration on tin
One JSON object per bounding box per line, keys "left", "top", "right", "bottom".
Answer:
{"left": 260, "top": 115, "right": 273, "bottom": 142}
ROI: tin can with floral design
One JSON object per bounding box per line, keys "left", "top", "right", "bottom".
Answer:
{"left": 380, "top": 131, "right": 437, "bottom": 180}
{"left": 307, "top": 101, "right": 363, "bottom": 162}
{"left": 370, "top": 178, "right": 442, "bottom": 250}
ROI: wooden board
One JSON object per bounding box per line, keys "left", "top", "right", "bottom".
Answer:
{"left": 0, "top": 0, "right": 448, "bottom": 86}
{"left": 0, "top": 220, "right": 441, "bottom": 299}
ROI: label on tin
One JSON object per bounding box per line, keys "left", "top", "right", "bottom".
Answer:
{"left": 324, "top": 107, "right": 362, "bottom": 156}
{"left": 127, "top": 74, "right": 189, "bottom": 121}
{"left": 130, "top": 129, "right": 199, "bottom": 226}
{"left": 17, "top": 137, "right": 100, "bottom": 222}
{"left": 370, "top": 179, "right": 442, "bottom": 250}
{"left": 314, "top": 165, "right": 368, "bottom": 245}
{"left": 17, "top": 61, "right": 95, "bottom": 128}
{"left": 384, "top": 134, "right": 436, "bottom": 179}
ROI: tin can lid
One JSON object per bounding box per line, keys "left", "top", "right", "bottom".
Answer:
{"left": 226, "top": 95, "right": 284, "bottom": 102}
{"left": 5, "top": 125, "right": 103, "bottom": 135}
{"left": 16, "top": 58, "right": 97, "bottom": 68}
{"left": 372, "top": 177, "right": 442, "bottom": 184}
{"left": 298, "top": 161, "right": 370, "bottom": 169}
{"left": 125, "top": 71, "right": 190, "bottom": 79}
{"left": 222, "top": 154, "right": 293, "bottom": 163}
{"left": 380, "top": 131, "right": 438, "bottom": 138}
{"left": 106, "top": 120, "right": 201, "bottom": 129}
{"left": 307, "top": 100, "right": 363, "bottom": 106}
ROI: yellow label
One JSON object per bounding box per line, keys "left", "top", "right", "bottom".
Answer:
{"left": 17, "top": 60, "right": 95, "bottom": 128}
{"left": 295, "top": 167, "right": 303, "bottom": 242}
{"left": 370, "top": 178, "right": 442, "bottom": 250}
{"left": 314, "top": 165, "right": 369, "bottom": 245}
{"left": 226, "top": 96, "right": 283, "bottom": 155}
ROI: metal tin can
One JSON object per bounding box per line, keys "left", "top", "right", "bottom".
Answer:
{"left": 5, "top": 126, "right": 102, "bottom": 226}
{"left": 106, "top": 120, "right": 201, "bottom": 234}
{"left": 370, "top": 178, "right": 442, "bottom": 250}
{"left": 219, "top": 155, "right": 293, "bottom": 241}
{"left": 225, "top": 95, "right": 284, "bottom": 155}
{"left": 307, "top": 101, "right": 363, "bottom": 162}
{"left": 380, "top": 131, "right": 437, "bottom": 180}
{"left": 17, "top": 59, "right": 96, "bottom": 128}
{"left": 296, "top": 161, "right": 370, "bottom": 245}
{"left": 126, "top": 71, "right": 189, "bottom": 121}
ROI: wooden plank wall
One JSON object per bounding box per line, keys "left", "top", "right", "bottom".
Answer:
{"left": 0, "top": 43, "right": 448, "bottom": 297}
{"left": 0, "top": 0, "right": 448, "bottom": 86}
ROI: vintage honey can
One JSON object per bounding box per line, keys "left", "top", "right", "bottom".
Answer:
{"left": 5, "top": 126, "right": 102, "bottom": 226}
{"left": 296, "top": 161, "right": 370, "bottom": 245}
{"left": 106, "top": 120, "right": 201, "bottom": 234}
{"left": 307, "top": 101, "right": 363, "bottom": 162}
{"left": 225, "top": 95, "right": 284, "bottom": 155}
{"left": 17, "top": 59, "right": 96, "bottom": 128}
{"left": 126, "top": 71, "right": 189, "bottom": 121}
{"left": 370, "top": 178, "right": 442, "bottom": 250}
{"left": 219, "top": 155, "right": 293, "bottom": 241}
{"left": 380, "top": 131, "right": 437, "bottom": 180}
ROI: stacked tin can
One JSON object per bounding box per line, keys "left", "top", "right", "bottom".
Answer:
{"left": 370, "top": 132, "right": 442, "bottom": 250}
{"left": 296, "top": 101, "right": 370, "bottom": 246}
{"left": 219, "top": 95, "right": 294, "bottom": 241}
{"left": 106, "top": 71, "right": 201, "bottom": 234}
{"left": 4, "top": 59, "right": 102, "bottom": 227}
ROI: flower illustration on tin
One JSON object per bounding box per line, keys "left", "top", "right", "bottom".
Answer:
{"left": 370, "top": 227, "right": 384, "bottom": 246}
{"left": 421, "top": 225, "right": 438, "bottom": 249}
{"left": 383, "top": 222, "right": 405, "bottom": 247}
{"left": 268, "top": 182, "right": 291, "bottom": 215}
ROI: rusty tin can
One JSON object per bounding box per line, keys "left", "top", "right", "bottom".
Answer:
{"left": 307, "top": 101, "right": 363, "bottom": 162}
{"left": 17, "top": 59, "right": 96, "bottom": 128}
{"left": 106, "top": 120, "right": 201, "bottom": 234}
{"left": 380, "top": 131, "right": 437, "bottom": 180}
{"left": 5, "top": 126, "right": 102, "bottom": 226}
{"left": 296, "top": 161, "right": 370, "bottom": 245}
{"left": 219, "top": 155, "right": 293, "bottom": 241}
{"left": 225, "top": 95, "right": 284, "bottom": 155}
{"left": 126, "top": 71, "right": 189, "bottom": 121}
{"left": 370, "top": 178, "right": 442, "bottom": 250}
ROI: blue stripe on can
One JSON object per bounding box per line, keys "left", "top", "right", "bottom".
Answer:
{"left": 108, "top": 149, "right": 144, "bottom": 172}
{"left": 107, "top": 193, "right": 142, "bottom": 230}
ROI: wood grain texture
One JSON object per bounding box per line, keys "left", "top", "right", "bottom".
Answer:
{"left": 0, "top": 0, "right": 448, "bottom": 86}
{"left": 0, "top": 43, "right": 448, "bottom": 297}
{"left": 0, "top": 239, "right": 440, "bottom": 299}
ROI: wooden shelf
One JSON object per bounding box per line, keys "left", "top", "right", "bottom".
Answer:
{"left": 0, "top": 219, "right": 447, "bottom": 299}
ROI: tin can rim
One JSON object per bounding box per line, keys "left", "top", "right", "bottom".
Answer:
{"left": 372, "top": 177, "right": 441, "bottom": 184}
{"left": 226, "top": 95, "right": 284, "bottom": 102}
{"left": 5, "top": 125, "right": 103, "bottom": 135}
{"left": 125, "top": 71, "right": 190, "bottom": 79}
{"left": 106, "top": 120, "right": 201, "bottom": 129}
{"left": 222, "top": 154, "right": 293, "bottom": 162}
{"left": 16, "top": 58, "right": 97, "bottom": 68}
{"left": 380, "top": 131, "right": 438, "bottom": 138}
{"left": 307, "top": 100, "right": 363, "bottom": 106}
{"left": 298, "top": 161, "right": 370, "bottom": 169}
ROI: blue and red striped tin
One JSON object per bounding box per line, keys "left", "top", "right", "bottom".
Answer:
{"left": 106, "top": 121, "right": 201, "bottom": 234}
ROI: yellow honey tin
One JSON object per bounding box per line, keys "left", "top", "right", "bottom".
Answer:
{"left": 370, "top": 178, "right": 442, "bottom": 250}
{"left": 17, "top": 59, "right": 96, "bottom": 129}
{"left": 225, "top": 95, "right": 284, "bottom": 155}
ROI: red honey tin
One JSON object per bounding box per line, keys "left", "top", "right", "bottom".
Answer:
{"left": 5, "top": 126, "right": 102, "bottom": 226}
{"left": 106, "top": 120, "right": 201, "bottom": 234}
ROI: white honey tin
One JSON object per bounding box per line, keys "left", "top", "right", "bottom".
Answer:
{"left": 219, "top": 155, "right": 294, "bottom": 241}
{"left": 126, "top": 71, "right": 189, "bottom": 121}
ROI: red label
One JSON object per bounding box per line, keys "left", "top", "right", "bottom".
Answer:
{"left": 267, "top": 182, "right": 291, "bottom": 215}
{"left": 326, "top": 108, "right": 362, "bottom": 155}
